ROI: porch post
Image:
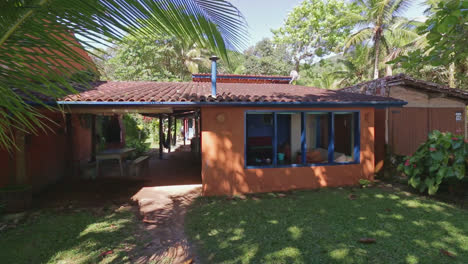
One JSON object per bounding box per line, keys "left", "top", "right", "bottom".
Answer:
{"left": 183, "top": 118, "right": 186, "bottom": 146}
{"left": 173, "top": 117, "right": 177, "bottom": 146}
{"left": 158, "top": 115, "right": 163, "bottom": 159}
{"left": 90, "top": 114, "right": 96, "bottom": 162}
{"left": 167, "top": 116, "right": 172, "bottom": 153}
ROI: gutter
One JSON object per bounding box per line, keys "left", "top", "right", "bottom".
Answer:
{"left": 56, "top": 100, "right": 407, "bottom": 108}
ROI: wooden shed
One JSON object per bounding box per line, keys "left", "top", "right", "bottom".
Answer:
{"left": 342, "top": 74, "right": 468, "bottom": 171}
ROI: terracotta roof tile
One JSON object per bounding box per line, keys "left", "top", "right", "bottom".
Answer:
{"left": 61, "top": 81, "right": 404, "bottom": 105}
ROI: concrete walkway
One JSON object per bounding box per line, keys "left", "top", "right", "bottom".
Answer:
{"left": 130, "top": 148, "right": 202, "bottom": 263}
{"left": 132, "top": 184, "right": 201, "bottom": 263}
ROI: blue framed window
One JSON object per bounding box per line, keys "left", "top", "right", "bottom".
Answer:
{"left": 245, "top": 110, "right": 360, "bottom": 168}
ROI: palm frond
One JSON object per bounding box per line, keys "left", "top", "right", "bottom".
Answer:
{"left": 343, "top": 27, "right": 374, "bottom": 52}
{"left": 0, "top": 0, "right": 247, "bottom": 150}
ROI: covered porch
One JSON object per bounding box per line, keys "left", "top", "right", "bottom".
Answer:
{"left": 61, "top": 103, "right": 203, "bottom": 184}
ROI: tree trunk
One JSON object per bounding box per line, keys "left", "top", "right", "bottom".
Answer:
{"left": 373, "top": 30, "right": 382, "bottom": 79}
{"left": 448, "top": 63, "right": 456, "bottom": 88}
{"left": 385, "top": 64, "right": 392, "bottom": 76}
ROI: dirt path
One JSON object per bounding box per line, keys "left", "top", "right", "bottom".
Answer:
{"left": 131, "top": 184, "right": 202, "bottom": 264}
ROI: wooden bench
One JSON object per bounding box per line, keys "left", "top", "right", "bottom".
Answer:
{"left": 130, "top": 156, "right": 149, "bottom": 177}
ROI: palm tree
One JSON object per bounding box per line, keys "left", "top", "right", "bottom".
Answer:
{"left": 334, "top": 45, "right": 374, "bottom": 87}
{"left": 343, "top": 0, "right": 416, "bottom": 79}
{"left": 0, "top": 0, "right": 247, "bottom": 149}
{"left": 171, "top": 40, "right": 211, "bottom": 80}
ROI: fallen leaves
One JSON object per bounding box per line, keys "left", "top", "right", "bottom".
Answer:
{"left": 99, "top": 250, "right": 113, "bottom": 257}
{"left": 183, "top": 258, "right": 194, "bottom": 264}
{"left": 440, "top": 249, "right": 456, "bottom": 258}
{"left": 142, "top": 218, "right": 157, "bottom": 225}
{"left": 277, "top": 193, "right": 287, "bottom": 198}
{"left": 358, "top": 238, "right": 376, "bottom": 244}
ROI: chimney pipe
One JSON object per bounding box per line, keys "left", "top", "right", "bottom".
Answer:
{"left": 209, "top": 56, "right": 219, "bottom": 97}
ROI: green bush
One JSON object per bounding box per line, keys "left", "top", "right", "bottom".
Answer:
{"left": 398, "top": 130, "right": 468, "bottom": 195}
{"left": 123, "top": 114, "right": 150, "bottom": 156}
{"left": 359, "top": 179, "right": 371, "bottom": 188}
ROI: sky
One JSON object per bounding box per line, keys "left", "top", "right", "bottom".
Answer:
{"left": 229, "top": 0, "right": 429, "bottom": 47}
{"left": 78, "top": 0, "right": 429, "bottom": 51}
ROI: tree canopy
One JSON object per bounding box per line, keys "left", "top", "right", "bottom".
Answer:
{"left": 272, "top": 0, "right": 360, "bottom": 71}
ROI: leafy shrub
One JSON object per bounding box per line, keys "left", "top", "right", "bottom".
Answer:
{"left": 126, "top": 139, "right": 150, "bottom": 157}
{"left": 398, "top": 130, "right": 467, "bottom": 195}
{"left": 123, "top": 114, "right": 150, "bottom": 157}
{"left": 359, "top": 179, "right": 371, "bottom": 188}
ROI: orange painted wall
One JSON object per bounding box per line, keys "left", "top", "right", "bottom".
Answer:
{"left": 201, "top": 106, "right": 375, "bottom": 196}
{"left": 0, "top": 112, "right": 92, "bottom": 192}
{"left": 27, "top": 112, "right": 68, "bottom": 191}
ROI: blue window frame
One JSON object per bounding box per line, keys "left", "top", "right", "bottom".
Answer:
{"left": 244, "top": 110, "right": 360, "bottom": 169}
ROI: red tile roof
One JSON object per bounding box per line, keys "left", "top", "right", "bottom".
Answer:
{"left": 61, "top": 81, "right": 404, "bottom": 105}
{"left": 192, "top": 74, "right": 292, "bottom": 84}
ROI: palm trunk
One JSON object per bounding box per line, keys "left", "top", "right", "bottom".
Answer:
{"left": 295, "top": 59, "right": 300, "bottom": 72}
{"left": 385, "top": 64, "right": 392, "bottom": 76}
{"left": 373, "top": 34, "right": 381, "bottom": 79}
{"left": 448, "top": 63, "right": 456, "bottom": 88}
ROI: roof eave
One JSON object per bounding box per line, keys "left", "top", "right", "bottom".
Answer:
{"left": 56, "top": 100, "right": 407, "bottom": 108}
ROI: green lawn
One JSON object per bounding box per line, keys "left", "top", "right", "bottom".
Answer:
{"left": 0, "top": 207, "right": 143, "bottom": 264}
{"left": 186, "top": 187, "right": 468, "bottom": 264}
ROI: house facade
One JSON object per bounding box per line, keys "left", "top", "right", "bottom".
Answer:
{"left": 342, "top": 75, "right": 468, "bottom": 172}
{"left": 1, "top": 58, "right": 407, "bottom": 196}
{"left": 56, "top": 71, "right": 405, "bottom": 196}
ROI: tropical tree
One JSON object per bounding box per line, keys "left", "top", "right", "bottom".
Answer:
{"left": 334, "top": 45, "right": 374, "bottom": 87}
{"left": 240, "top": 38, "right": 293, "bottom": 76}
{"left": 393, "top": 0, "right": 468, "bottom": 88}
{"left": 96, "top": 34, "right": 211, "bottom": 81}
{"left": 0, "top": 0, "right": 247, "bottom": 149}
{"left": 342, "top": 0, "right": 418, "bottom": 79}
{"left": 273, "top": 0, "right": 361, "bottom": 71}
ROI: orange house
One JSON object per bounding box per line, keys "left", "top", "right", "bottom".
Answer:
{"left": 2, "top": 49, "right": 406, "bottom": 195}
{"left": 57, "top": 70, "right": 406, "bottom": 196}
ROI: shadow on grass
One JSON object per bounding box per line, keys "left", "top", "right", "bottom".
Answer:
{"left": 186, "top": 188, "right": 468, "bottom": 264}
{"left": 0, "top": 207, "right": 146, "bottom": 264}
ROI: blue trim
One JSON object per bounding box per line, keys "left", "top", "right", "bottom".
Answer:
{"left": 328, "top": 112, "right": 334, "bottom": 163}
{"left": 244, "top": 111, "right": 247, "bottom": 168}
{"left": 301, "top": 112, "right": 306, "bottom": 165}
{"left": 246, "top": 161, "right": 360, "bottom": 169}
{"left": 354, "top": 112, "right": 361, "bottom": 163}
{"left": 315, "top": 115, "right": 321, "bottom": 148}
{"left": 57, "top": 100, "right": 406, "bottom": 107}
{"left": 244, "top": 110, "right": 362, "bottom": 169}
{"left": 192, "top": 74, "right": 292, "bottom": 81}
{"left": 273, "top": 112, "right": 278, "bottom": 166}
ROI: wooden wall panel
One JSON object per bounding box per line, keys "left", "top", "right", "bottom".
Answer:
{"left": 389, "top": 108, "right": 429, "bottom": 156}
{"left": 374, "top": 109, "right": 386, "bottom": 172}
{"left": 429, "top": 108, "right": 465, "bottom": 136}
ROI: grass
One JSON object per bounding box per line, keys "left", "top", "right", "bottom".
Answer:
{"left": 0, "top": 207, "right": 144, "bottom": 264}
{"left": 186, "top": 187, "right": 468, "bottom": 264}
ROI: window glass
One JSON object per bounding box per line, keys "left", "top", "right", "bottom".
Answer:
{"left": 304, "top": 113, "right": 330, "bottom": 164}
{"left": 277, "top": 112, "right": 302, "bottom": 165}
{"left": 246, "top": 113, "right": 274, "bottom": 166}
{"left": 334, "top": 112, "right": 356, "bottom": 163}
